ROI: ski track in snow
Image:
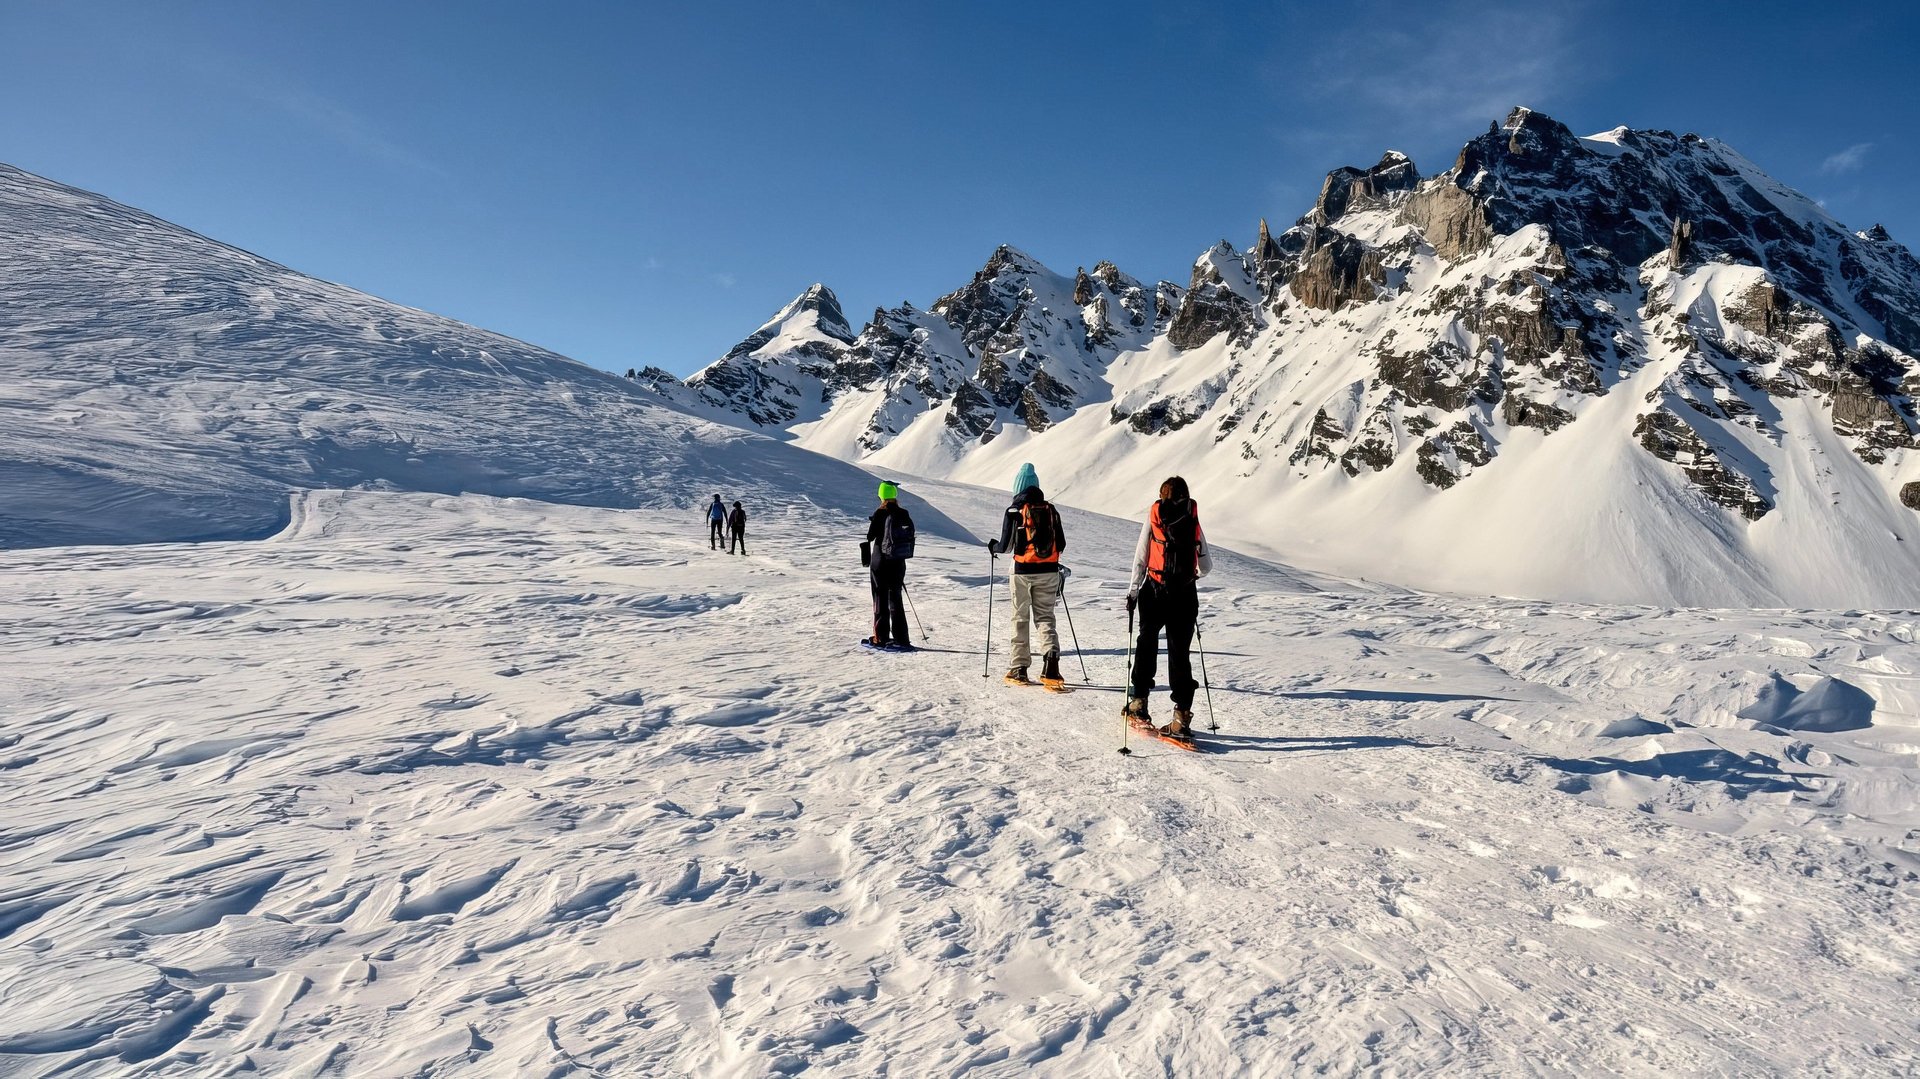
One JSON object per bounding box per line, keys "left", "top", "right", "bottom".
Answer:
{"left": 2, "top": 484, "right": 1918, "bottom": 1075}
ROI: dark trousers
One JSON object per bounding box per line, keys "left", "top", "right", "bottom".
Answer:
{"left": 869, "top": 559, "right": 909, "bottom": 645}
{"left": 709, "top": 519, "right": 724, "bottom": 548}
{"left": 729, "top": 528, "right": 746, "bottom": 555}
{"left": 1131, "top": 580, "right": 1198, "bottom": 708}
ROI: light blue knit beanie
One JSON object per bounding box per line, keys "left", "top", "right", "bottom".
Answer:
{"left": 1012, "top": 463, "right": 1040, "bottom": 495}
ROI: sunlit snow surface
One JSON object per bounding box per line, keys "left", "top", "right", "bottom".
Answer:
{"left": 3, "top": 481, "right": 1916, "bottom": 1075}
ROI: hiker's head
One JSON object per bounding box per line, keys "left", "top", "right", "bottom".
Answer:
{"left": 1013, "top": 463, "right": 1040, "bottom": 496}
{"left": 733, "top": 501, "right": 742, "bottom": 509}
{"left": 1159, "top": 476, "right": 1189, "bottom": 503}
{"left": 877, "top": 481, "right": 899, "bottom": 504}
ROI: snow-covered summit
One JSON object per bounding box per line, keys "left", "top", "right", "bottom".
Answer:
{"left": 697, "top": 110, "right": 1920, "bottom": 607}
{"left": 679, "top": 244, "right": 1159, "bottom": 464}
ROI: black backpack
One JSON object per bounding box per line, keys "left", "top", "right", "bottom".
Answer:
{"left": 1018, "top": 501, "right": 1059, "bottom": 562}
{"left": 879, "top": 509, "right": 916, "bottom": 560}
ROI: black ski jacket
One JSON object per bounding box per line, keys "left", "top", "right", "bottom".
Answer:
{"left": 867, "top": 503, "right": 913, "bottom": 562}
{"left": 995, "top": 487, "right": 1064, "bottom": 575}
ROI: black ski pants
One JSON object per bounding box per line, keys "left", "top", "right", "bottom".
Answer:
{"left": 709, "top": 519, "right": 724, "bottom": 548}
{"left": 870, "top": 559, "right": 909, "bottom": 646}
{"left": 729, "top": 527, "right": 747, "bottom": 555}
{"left": 1131, "top": 580, "right": 1198, "bottom": 709}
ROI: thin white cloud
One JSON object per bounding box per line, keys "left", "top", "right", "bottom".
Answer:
{"left": 1264, "top": 0, "right": 1585, "bottom": 173}
{"left": 1820, "top": 142, "right": 1872, "bottom": 175}
{"left": 711, "top": 273, "right": 738, "bottom": 289}
{"left": 178, "top": 49, "right": 444, "bottom": 178}
{"left": 259, "top": 88, "right": 447, "bottom": 178}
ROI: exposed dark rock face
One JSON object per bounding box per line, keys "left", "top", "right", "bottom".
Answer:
{"left": 1902, "top": 481, "right": 1920, "bottom": 511}
{"left": 1502, "top": 396, "right": 1576, "bottom": 432}
{"left": 1376, "top": 340, "right": 1496, "bottom": 412}
{"left": 1669, "top": 219, "right": 1694, "bottom": 267}
{"left": 1416, "top": 421, "right": 1494, "bottom": 488}
{"left": 1633, "top": 410, "right": 1773, "bottom": 519}
{"left": 1289, "top": 228, "right": 1386, "bottom": 312}
{"left": 1311, "top": 152, "right": 1419, "bottom": 224}
{"left": 1403, "top": 178, "right": 1493, "bottom": 261}
{"left": 1287, "top": 408, "right": 1347, "bottom": 468}
{"left": 1154, "top": 281, "right": 1185, "bottom": 327}
{"left": 1167, "top": 243, "right": 1260, "bottom": 350}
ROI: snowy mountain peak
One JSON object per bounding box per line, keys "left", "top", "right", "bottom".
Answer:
{"left": 691, "top": 111, "right": 1920, "bottom": 605}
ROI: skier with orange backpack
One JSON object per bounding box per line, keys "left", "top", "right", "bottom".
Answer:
{"left": 988, "top": 463, "right": 1068, "bottom": 689}
{"left": 1124, "top": 475, "right": 1212, "bottom": 740}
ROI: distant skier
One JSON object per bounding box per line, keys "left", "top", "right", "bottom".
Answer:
{"left": 706, "top": 494, "right": 726, "bottom": 550}
{"left": 1124, "top": 476, "right": 1212, "bottom": 739}
{"left": 727, "top": 500, "right": 748, "bottom": 555}
{"left": 988, "top": 463, "right": 1067, "bottom": 688}
{"left": 864, "top": 481, "right": 916, "bottom": 650}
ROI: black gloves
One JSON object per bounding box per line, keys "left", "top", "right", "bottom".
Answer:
{"left": 1125, "top": 592, "right": 1137, "bottom": 615}
{"left": 987, "top": 539, "right": 999, "bottom": 555}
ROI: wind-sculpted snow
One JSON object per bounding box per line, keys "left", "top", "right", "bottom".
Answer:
{"left": 0, "top": 162, "right": 971, "bottom": 549}
{"left": 1, "top": 485, "right": 1916, "bottom": 1074}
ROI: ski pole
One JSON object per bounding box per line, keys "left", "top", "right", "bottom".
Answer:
{"left": 903, "top": 580, "right": 927, "bottom": 641}
{"left": 1057, "top": 571, "right": 1089, "bottom": 682}
{"left": 1196, "top": 615, "right": 1217, "bottom": 732}
{"left": 1120, "top": 603, "right": 1134, "bottom": 756}
{"left": 983, "top": 548, "right": 995, "bottom": 677}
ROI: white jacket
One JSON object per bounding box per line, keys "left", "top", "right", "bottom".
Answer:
{"left": 1128, "top": 505, "right": 1212, "bottom": 594}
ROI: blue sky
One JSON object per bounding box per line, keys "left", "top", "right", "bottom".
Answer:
{"left": 3, "top": 1, "right": 1915, "bottom": 376}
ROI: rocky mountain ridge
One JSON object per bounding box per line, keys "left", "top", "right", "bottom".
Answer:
{"left": 677, "top": 108, "right": 1920, "bottom": 606}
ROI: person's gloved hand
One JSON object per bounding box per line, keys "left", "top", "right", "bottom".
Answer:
{"left": 987, "top": 539, "right": 999, "bottom": 555}
{"left": 1125, "top": 592, "right": 1137, "bottom": 615}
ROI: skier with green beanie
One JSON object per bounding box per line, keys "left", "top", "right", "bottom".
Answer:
{"left": 864, "top": 480, "right": 916, "bottom": 650}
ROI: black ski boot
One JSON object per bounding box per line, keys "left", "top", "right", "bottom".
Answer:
{"left": 1040, "top": 650, "right": 1064, "bottom": 687}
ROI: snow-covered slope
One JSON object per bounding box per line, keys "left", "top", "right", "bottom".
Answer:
{"left": 2, "top": 482, "right": 1915, "bottom": 1074}
{"left": 0, "top": 162, "right": 949, "bottom": 549}
{"left": 693, "top": 110, "right": 1920, "bottom": 608}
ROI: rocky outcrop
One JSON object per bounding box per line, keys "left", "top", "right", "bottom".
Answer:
{"left": 1376, "top": 340, "right": 1497, "bottom": 412}
{"left": 1501, "top": 396, "right": 1576, "bottom": 432}
{"left": 1903, "top": 482, "right": 1920, "bottom": 511}
{"left": 1287, "top": 408, "right": 1346, "bottom": 469}
{"left": 1168, "top": 243, "right": 1260, "bottom": 350}
{"left": 1633, "top": 410, "right": 1773, "bottom": 519}
{"left": 1289, "top": 229, "right": 1386, "bottom": 312}
{"left": 1402, "top": 179, "right": 1493, "bottom": 261}
{"left": 1311, "top": 152, "right": 1419, "bottom": 224}
{"left": 1154, "top": 281, "right": 1185, "bottom": 327}
{"left": 1416, "top": 421, "right": 1494, "bottom": 488}
{"left": 1669, "top": 219, "right": 1694, "bottom": 267}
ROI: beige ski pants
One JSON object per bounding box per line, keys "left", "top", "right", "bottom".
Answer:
{"left": 1009, "top": 570, "right": 1062, "bottom": 668}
